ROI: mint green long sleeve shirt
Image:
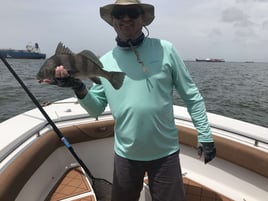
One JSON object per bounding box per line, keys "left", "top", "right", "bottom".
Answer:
{"left": 79, "top": 38, "right": 213, "bottom": 161}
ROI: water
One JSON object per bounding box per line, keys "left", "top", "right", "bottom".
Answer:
{"left": 174, "top": 61, "right": 268, "bottom": 128}
{"left": 0, "top": 59, "right": 267, "bottom": 128}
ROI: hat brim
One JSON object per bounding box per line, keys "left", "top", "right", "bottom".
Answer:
{"left": 100, "top": 3, "right": 155, "bottom": 26}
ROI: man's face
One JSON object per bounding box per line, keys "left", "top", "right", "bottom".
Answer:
{"left": 111, "top": 5, "right": 144, "bottom": 41}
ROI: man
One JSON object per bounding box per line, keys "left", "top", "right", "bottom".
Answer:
{"left": 54, "top": 0, "right": 216, "bottom": 200}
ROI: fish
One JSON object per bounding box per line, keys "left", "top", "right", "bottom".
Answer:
{"left": 36, "top": 42, "right": 125, "bottom": 89}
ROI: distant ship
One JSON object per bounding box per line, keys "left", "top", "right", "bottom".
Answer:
{"left": 0, "top": 42, "right": 46, "bottom": 59}
{"left": 195, "top": 58, "right": 225, "bottom": 62}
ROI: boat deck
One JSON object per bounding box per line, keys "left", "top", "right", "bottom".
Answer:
{"left": 46, "top": 166, "right": 232, "bottom": 201}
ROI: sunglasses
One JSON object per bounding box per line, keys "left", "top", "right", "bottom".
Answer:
{"left": 111, "top": 6, "right": 143, "bottom": 20}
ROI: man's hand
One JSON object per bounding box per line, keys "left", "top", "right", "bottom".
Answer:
{"left": 51, "top": 65, "right": 84, "bottom": 90}
{"left": 197, "top": 142, "right": 216, "bottom": 164}
{"left": 50, "top": 65, "right": 89, "bottom": 99}
{"left": 51, "top": 76, "right": 85, "bottom": 90}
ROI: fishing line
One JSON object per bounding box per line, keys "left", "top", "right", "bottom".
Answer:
{"left": 0, "top": 56, "right": 112, "bottom": 201}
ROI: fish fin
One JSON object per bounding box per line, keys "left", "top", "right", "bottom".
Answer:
{"left": 90, "top": 77, "right": 101, "bottom": 84}
{"left": 108, "top": 72, "right": 126, "bottom": 90}
{"left": 79, "top": 50, "right": 103, "bottom": 68}
{"left": 55, "top": 42, "right": 73, "bottom": 55}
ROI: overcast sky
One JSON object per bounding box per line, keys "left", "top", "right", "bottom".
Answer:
{"left": 1, "top": 0, "right": 268, "bottom": 62}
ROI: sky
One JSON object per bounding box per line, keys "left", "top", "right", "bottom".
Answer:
{"left": 0, "top": 0, "right": 268, "bottom": 62}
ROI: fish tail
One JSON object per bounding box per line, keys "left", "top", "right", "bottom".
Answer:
{"left": 108, "top": 72, "right": 126, "bottom": 89}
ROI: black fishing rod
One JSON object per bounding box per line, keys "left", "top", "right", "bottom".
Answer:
{"left": 0, "top": 56, "right": 112, "bottom": 201}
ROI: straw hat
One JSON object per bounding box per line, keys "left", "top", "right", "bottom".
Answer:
{"left": 100, "top": 0, "right": 155, "bottom": 26}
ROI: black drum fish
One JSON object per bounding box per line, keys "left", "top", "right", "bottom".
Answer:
{"left": 36, "top": 42, "right": 125, "bottom": 89}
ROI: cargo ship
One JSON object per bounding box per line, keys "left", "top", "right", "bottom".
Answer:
{"left": 195, "top": 58, "right": 225, "bottom": 62}
{"left": 0, "top": 42, "right": 46, "bottom": 59}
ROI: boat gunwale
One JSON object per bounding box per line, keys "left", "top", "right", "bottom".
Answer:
{"left": 173, "top": 109, "right": 268, "bottom": 145}
{"left": 0, "top": 112, "right": 112, "bottom": 163}
{"left": 1, "top": 103, "right": 267, "bottom": 164}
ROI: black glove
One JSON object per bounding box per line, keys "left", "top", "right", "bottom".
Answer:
{"left": 51, "top": 77, "right": 85, "bottom": 91}
{"left": 197, "top": 142, "right": 216, "bottom": 164}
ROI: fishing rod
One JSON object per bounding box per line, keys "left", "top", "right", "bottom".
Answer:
{"left": 0, "top": 56, "right": 112, "bottom": 201}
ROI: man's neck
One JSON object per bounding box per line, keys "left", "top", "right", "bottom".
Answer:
{"left": 116, "top": 32, "right": 145, "bottom": 48}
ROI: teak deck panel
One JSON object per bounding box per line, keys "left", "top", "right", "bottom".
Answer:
{"left": 46, "top": 167, "right": 96, "bottom": 201}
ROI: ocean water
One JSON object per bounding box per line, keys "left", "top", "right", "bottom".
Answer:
{"left": 0, "top": 59, "right": 267, "bottom": 128}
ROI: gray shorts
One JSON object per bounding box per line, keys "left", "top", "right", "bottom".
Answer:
{"left": 111, "top": 151, "right": 185, "bottom": 201}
